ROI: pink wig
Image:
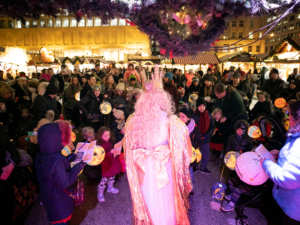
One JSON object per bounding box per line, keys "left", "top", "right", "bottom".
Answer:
{"left": 130, "top": 90, "right": 175, "bottom": 149}
{"left": 55, "top": 120, "right": 71, "bottom": 146}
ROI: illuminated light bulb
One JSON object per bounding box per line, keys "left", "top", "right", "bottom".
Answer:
{"left": 177, "top": 30, "right": 179, "bottom": 33}
{"left": 270, "top": 33, "right": 274, "bottom": 37}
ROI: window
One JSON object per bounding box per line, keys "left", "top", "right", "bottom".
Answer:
{"left": 225, "top": 22, "right": 229, "bottom": 27}
{"left": 297, "top": 22, "right": 300, "bottom": 28}
{"left": 265, "top": 47, "right": 268, "bottom": 53}
{"left": 289, "top": 24, "right": 294, "bottom": 30}
{"left": 282, "top": 26, "right": 287, "bottom": 32}
{"left": 87, "top": 19, "right": 93, "bottom": 27}
{"left": 284, "top": 17, "right": 288, "bottom": 23}
{"left": 40, "top": 19, "right": 46, "bottom": 28}
{"left": 290, "top": 15, "right": 295, "bottom": 21}
{"left": 0, "top": 20, "right": 5, "bottom": 28}
{"left": 70, "top": 18, "right": 77, "bottom": 27}
{"left": 119, "top": 19, "right": 126, "bottom": 26}
{"left": 62, "top": 18, "right": 69, "bottom": 27}
{"left": 78, "top": 18, "right": 85, "bottom": 27}
{"left": 248, "top": 46, "right": 252, "bottom": 53}
{"left": 270, "top": 46, "right": 273, "bottom": 51}
{"left": 230, "top": 45, "right": 236, "bottom": 53}
{"left": 16, "top": 21, "right": 22, "bottom": 28}
{"left": 249, "top": 32, "right": 253, "bottom": 39}
{"left": 94, "top": 18, "right": 101, "bottom": 26}
{"left": 223, "top": 44, "right": 229, "bottom": 53}
{"left": 238, "top": 32, "right": 243, "bottom": 38}
{"left": 8, "top": 20, "right": 14, "bottom": 28}
{"left": 238, "top": 44, "right": 243, "bottom": 51}
{"left": 231, "top": 32, "right": 236, "bottom": 38}
{"left": 273, "top": 16, "right": 277, "bottom": 20}
{"left": 155, "top": 47, "right": 160, "bottom": 52}
{"left": 55, "top": 18, "right": 61, "bottom": 27}
{"left": 232, "top": 21, "right": 236, "bottom": 27}
{"left": 239, "top": 21, "right": 244, "bottom": 27}
{"left": 32, "top": 20, "right": 37, "bottom": 28}
{"left": 267, "top": 17, "right": 271, "bottom": 22}
{"left": 111, "top": 19, "right": 117, "bottom": 26}
{"left": 277, "top": 28, "right": 281, "bottom": 33}
{"left": 24, "top": 20, "right": 30, "bottom": 28}
{"left": 256, "top": 46, "right": 260, "bottom": 53}
{"left": 47, "top": 19, "right": 53, "bottom": 27}
{"left": 223, "top": 32, "right": 229, "bottom": 39}
{"left": 250, "top": 20, "right": 254, "bottom": 28}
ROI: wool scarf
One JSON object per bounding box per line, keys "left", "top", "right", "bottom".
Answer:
{"left": 199, "top": 110, "right": 210, "bottom": 134}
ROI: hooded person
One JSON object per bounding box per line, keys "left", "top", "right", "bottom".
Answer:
{"left": 263, "top": 68, "right": 285, "bottom": 102}
{"left": 185, "top": 69, "right": 195, "bottom": 88}
{"left": 280, "top": 79, "right": 300, "bottom": 102}
{"left": 127, "top": 74, "right": 142, "bottom": 89}
{"left": 32, "top": 82, "right": 60, "bottom": 122}
{"left": 186, "top": 76, "right": 201, "bottom": 97}
{"left": 35, "top": 120, "right": 85, "bottom": 224}
{"left": 163, "top": 72, "right": 179, "bottom": 111}
{"left": 124, "top": 63, "right": 141, "bottom": 83}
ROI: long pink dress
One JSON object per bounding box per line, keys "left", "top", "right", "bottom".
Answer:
{"left": 138, "top": 111, "right": 176, "bottom": 225}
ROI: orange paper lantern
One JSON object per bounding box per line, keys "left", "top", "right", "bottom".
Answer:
{"left": 248, "top": 125, "right": 262, "bottom": 139}
{"left": 274, "top": 98, "right": 286, "bottom": 108}
{"left": 71, "top": 132, "right": 76, "bottom": 142}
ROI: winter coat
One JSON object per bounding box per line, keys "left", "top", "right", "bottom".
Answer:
{"left": 280, "top": 87, "right": 299, "bottom": 102}
{"left": 250, "top": 100, "right": 275, "bottom": 120}
{"left": 163, "top": 82, "right": 179, "bottom": 110}
{"left": 98, "top": 140, "right": 121, "bottom": 177}
{"left": 230, "top": 81, "right": 249, "bottom": 97}
{"left": 80, "top": 84, "right": 92, "bottom": 99}
{"left": 226, "top": 134, "right": 253, "bottom": 154}
{"left": 124, "top": 68, "right": 141, "bottom": 83}
{"left": 188, "top": 121, "right": 202, "bottom": 149}
{"left": 113, "top": 73, "right": 124, "bottom": 84}
{"left": 78, "top": 92, "right": 103, "bottom": 122}
{"left": 111, "top": 95, "right": 127, "bottom": 108}
{"left": 32, "top": 94, "right": 60, "bottom": 122}
{"left": 112, "top": 120, "right": 124, "bottom": 143}
{"left": 14, "top": 84, "right": 31, "bottom": 108}
{"left": 214, "top": 90, "right": 247, "bottom": 123}
{"left": 199, "top": 85, "right": 216, "bottom": 113}
{"left": 52, "top": 74, "right": 65, "bottom": 94}
{"left": 35, "top": 123, "right": 84, "bottom": 222}
{"left": 263, "top": 78, "right": 285, "bottom": 102}
{"left": 185, "top": 83, "right": 201, "bottom": 96}
{"left": 65, "top": 84, "right": 81, "bottom": 104}
{"left": 211, "top": 120, "right": 227, "bottom": 144}
{"left": 192, "top": 111, "right": 215, "bottom": 143}
{"left": 0, "top": 98, "right": 19, "bottom": 126}
{"left": 241, "top": 79, "right": 255, "bottom": 103}
{"left": 173, "top": 74, "right": 183, "bottom": 88}
{"left": 263, "top": 132, "right": 300, "bottom": 222}
{"left": 185, "top": 73, "right": 195, "bottom": 88}
{"left": 287, "top": 74, "right": 299, "bottom": 83}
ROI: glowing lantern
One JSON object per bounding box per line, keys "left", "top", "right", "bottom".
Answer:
{"left": 211, "top": 182, "right": 227, "bottom": 200}
{"left": 285, "top": 120, "right": 289, "bottom": 130}
{"left": 224, "top": 151, "right": 240, "bottom": 170}
{"left": 236, "top": 152, "right": 269, "bottom": 186}
{"left": 75, "top": 92, "right": 80, "bottom": 101}
{"left": 100, "top": 102, "right": 112, "bottom": 115}
{"left": 191, "top": 147, "right": 202, "bottom": 163}
{"left": 188, "top": 93, "right": 199, "bottom": 103}
{"left": 248, "top": 125, "right": 262, "bottom": 138}
{"left": 61, "top": 146, "right": 72, "bottom": 156}
{"left": 274, "top": 98, "right": 286, "bottom": 108}
{"left": 71, "top": 132, "right": 76, "bottom": 142}
{"left": 87, "top": 145, "right": 106, "bottom": 166}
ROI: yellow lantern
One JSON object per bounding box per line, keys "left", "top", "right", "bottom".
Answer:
{"left": 285, "top": 120, "right": 290, "bottom": 130}
{"left": 61, "top": 146, "right": 72, "bottom": 156}
{"left": 75, "top": 92, "right": 80, "bottom": 101}
{"left": 87, "top": 145, "right": 106, "bottom": 166}
{"left": 100, "top": 102, "right": 112, "bottom": 115}
{"left": 71, "top": 131, "right": 76, "bottom": 142}
{"left": 224, "top": 151, "right": 241, "bottom": 171}
{"left": 247, "top": 126, "right": 262, "bottom": 139}
{"left": 191, "top": 147, "right": 202, "bottom": 163}
{"left": 274, "top": 98, "right": 286, "bottom": 108}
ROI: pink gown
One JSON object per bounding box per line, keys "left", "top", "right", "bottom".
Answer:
{"left": 139, "top": 111, "right": 176, "bottom": 225}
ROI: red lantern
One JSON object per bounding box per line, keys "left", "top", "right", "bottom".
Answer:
{"left": 160, "top": 48, "right": 167, "bottom": 55}
{"left": 76, "top": 10, "right": 83, "bottom": 17}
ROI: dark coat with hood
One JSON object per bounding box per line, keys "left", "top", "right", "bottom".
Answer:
{"left": 35, "top": 122, "right": 84, "bottom": 222}
{"left": 186, "top": 82, "right": 201, "bottom": 96}
{"left": 263, "top": 78, "right": 285, "bottom": 102}
{"left": 280, "top": 81, "right": 299, "bottom": 102}
{"left": 80, "top": 83, "right": 92, "bottom": 99}
{"left": 78, "top": 91, "right": 103, "bottom": 122}
{"left": 65, "top": 83, "right": 81, "bottom": 104}
{"left": 14, "top": 83, "right": 31, "bottom": 108}
{"left": 250, "top": 100, "right": 275, "bottom": 120}
{"left": 192, "top": 111, "right": 215, "bottom": 144}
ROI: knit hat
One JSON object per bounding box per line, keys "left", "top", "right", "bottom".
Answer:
{"left": 113, "top": 109, "right": 124, "bottom": 119}
{"left": 192, "top": 76, "right": 200, "bottom": 83}
{"left": 116, "top": 79, "right": 125, "bottom": 91}
{"left": 207, "top": 68, "right": 212, "bottom": 72}
{"left": 129, "top": 74, "right": 137, "bottom": 81}
{"left": 234, "top": 120, "right": 248, "bottom": 135}
{"left": 45, "top": 82, "right": 58, "bottom": 95}
{"left": 196, "top": 97, "right": 207, "bottom": 107}
{"left": 188, "top": 69, "right": 194, "bottom": 74}
{"left": 271, "top": 68, "right": 279, "bottom": 75}
{"left": 92, "top": 84, "right": 101, "bottom": 91}
{"left": 164, "top": 72, "right": 173, "bottom": 80}
{"left": 290, "top": 79, "right": 299, "bottom": 88}
{"left": 179, "top": 107, "right": 191, "bottom": 118}
{"left": 232, "top": 72, "right": 241, "bottom": 78}
{"left": 204, "top": 74, "right": 213, "bottom": 82}
{"left": 178, "top": 87, "right": 185, "bottom": 94}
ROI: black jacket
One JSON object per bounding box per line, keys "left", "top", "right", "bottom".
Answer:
{"left": 263, "top": 79, "right": 285, "bottom": 102}
{"left": 199, "top": 85, "right": 216, "bottom": 113}
{"left": 32, "top": 94, "right": 60, "bottom": 122}
{"left": 35, "top": 123, "right": 83, "bottom": 222}
{"left": 185, "top": 83, "right": 201, "bottom": 96}
{"left": 52, "top": 74, "right": 65, "bottom": 94}
{"left": 187, "top": 120, "right": 202, "bottom": 149}
{"left": 226, "top": 134, "right": 253, "bottom": 154}
{"left": 192, "top": 111, "right": 215, "bottom": 143}
{"left": 80, "top": 84, "right": 92, "bottom": 99}
{"left": 78, "top": 92, "right": 103, "bottom": 121}
{"left": 211, "top": 120, "right": 227, "bottom": 144}
{"left": 250, "top": 100, "right": 275, "bottom": 121}
{"left": 280, "top": 87, "right": 299, "bottom": 102}
{"left": 14, "top": 84, "right": 31, "bottom": 108}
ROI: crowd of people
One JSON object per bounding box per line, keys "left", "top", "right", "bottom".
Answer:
{"left": 0, "top": 62, "right": 300, "bottom": 225}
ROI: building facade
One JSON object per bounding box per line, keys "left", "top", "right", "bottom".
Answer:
{"left": 0, "top": 13, "right": 151, "bottom": 62}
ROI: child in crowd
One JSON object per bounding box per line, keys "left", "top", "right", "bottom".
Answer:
{"left": 127, "top": 75, "right": 142, "bottom": 89}
{"left": 186, "top": 76, "right": 201, "bottom": 97}
{"left": 178, "top": 87, "right": 188, "bottom": 102}
{"left": 192, "top": 97, "right": 215, "bottom": 174}
{"left": 112, "top": 109, "right": 125, "bottom": 143}
{"left": 210, "top": 108, "right": 227, "bottom": 165}
{"left": 112, "top": 79, "right": 127, "bottom": 110}
{"left": 16, "top": 108, "right": 32, "bottom": 138}
{"left": 96, "top": 127, "right": 121, "bottom": 202}
{"left": 179, "top": 107, "right": 201, "bottom": 196}
{"left": 251, "top": 113, "right": 272, "bottom": 142}
{"left": 226, "top": 120, "right": 253, "bottom": 154}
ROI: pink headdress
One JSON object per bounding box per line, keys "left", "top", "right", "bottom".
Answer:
{"left": 140, "top": 64, "right": 164, "bottom": 93}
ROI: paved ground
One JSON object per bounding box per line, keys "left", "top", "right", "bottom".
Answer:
{"left": 14, "top": 96, "right": 284, "bottom": 225}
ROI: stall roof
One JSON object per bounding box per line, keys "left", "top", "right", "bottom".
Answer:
{"left": 219, "top": 51, "right": 265, "bottom": 63}
{"left": 267, "top": 37, "right": 300, "bottom": 61}
{"left": 174, "top": 53, "right": 219, "bottom": 65}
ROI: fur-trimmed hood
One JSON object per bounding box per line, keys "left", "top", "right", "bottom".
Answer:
{"left": 38, "top": 82, "right": 49, "bottom": 96}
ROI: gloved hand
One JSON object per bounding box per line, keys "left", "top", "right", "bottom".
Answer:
{"left": 87, "top": 114, "right": 93, "bottom": 120}
{"left": 0, "top": 163, "right": 14, "bottom": 180}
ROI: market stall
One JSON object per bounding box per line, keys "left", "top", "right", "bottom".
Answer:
{"left": 264, "top": 37, "right": 300, "bottom": 81}
{"left": 219, "top": 51, "right": 267, "bottom": 74}
{"left": 173, "top": 53, "right": 220, "bottom": 73}
{"left": 59, "top": 56, "right": 105, "bottom": 71}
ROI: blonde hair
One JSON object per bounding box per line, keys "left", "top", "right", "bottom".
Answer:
{"left": 0, "top": 85, "right": 15, "bottom": 100}
{"left": 211, "top": 108, "right": 223, "bottom": 119}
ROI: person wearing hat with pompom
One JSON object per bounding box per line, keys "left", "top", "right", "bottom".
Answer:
{"left": 79, "top": 84, "right": 104, "bottom": 131}
{"left": 33, "top": 82, "right": 60, "bottom": 122}
{"left": 112, "top": 79, "right": 127, "bottom": 109}
{"left": 192, "top": 97, "right": 215, "bottom": 174}
{"left": 35, "top": 120, "right": 86, "bottom": 224}
{"left": 263, "top": 68, "right": 285, "bottom": 102}
{"left": 163, "top": 72, "right": 179, "bottom": 111}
